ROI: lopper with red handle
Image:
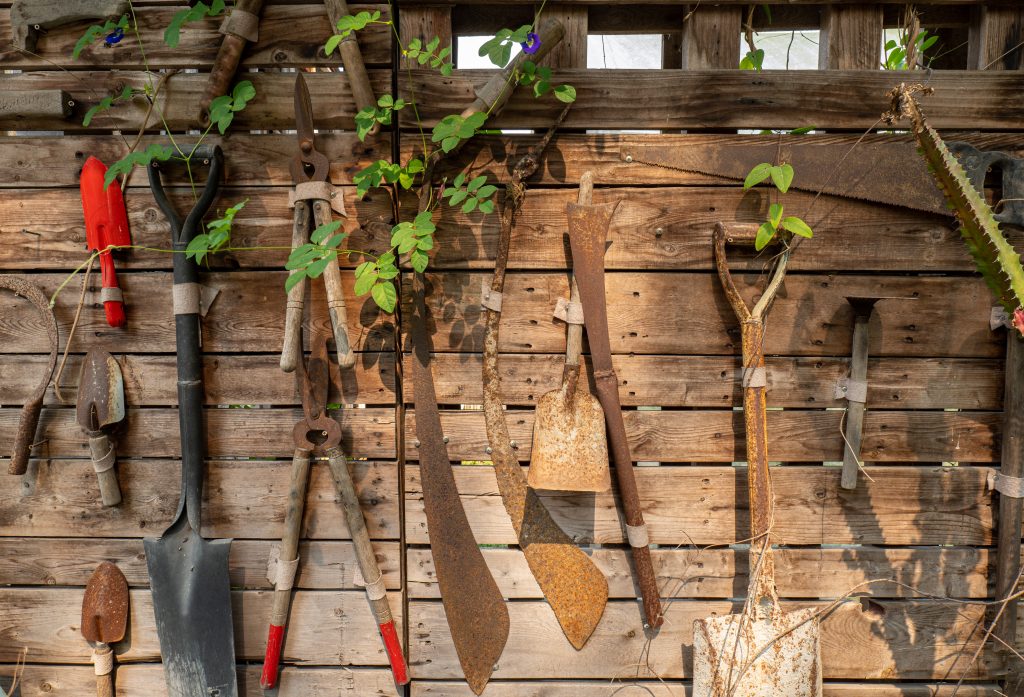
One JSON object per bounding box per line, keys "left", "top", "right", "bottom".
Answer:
{"left": 80, "top": 157, "right": 131, "bottom": 327}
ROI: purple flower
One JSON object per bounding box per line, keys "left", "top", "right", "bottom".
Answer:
{"left": 104, "top": 27, "right": 125, "bottom": 46}
{"left": 520, "top": 32, "right": 540, "bottom": 55}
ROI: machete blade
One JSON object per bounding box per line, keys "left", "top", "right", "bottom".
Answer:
{"left": 620, "top": 137, "right": 950, "bottom": 216}
{"left": 81, "top": 561, "right": 129, "bottom": 645}
{"left": 76, "top": 351, "right": 125, "bottom": 432}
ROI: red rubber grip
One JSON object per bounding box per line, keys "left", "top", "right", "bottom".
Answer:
{"left": 99, "top": 250, "right": 126, "bottom": 328}
{"left": 260, "top": 623, "right": 286, "bottom": 689}
{"left": 379, "top": 620, "right": 409, "bottom": 685}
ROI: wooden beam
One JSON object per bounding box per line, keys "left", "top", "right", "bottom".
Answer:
{"left": 539, "top": 4, "right": 587, "bottom": 69}
{"left": 400, "top": 4, "right": 452, "bottom": 69}
{"left": 968, "top": 6, "right": 1024, "bottom": 70}
{"left": 819, "top": 5, "right": 884, "bottom": 69}
{"left": 681, "top": 5, "right": 742, "bottom": 69}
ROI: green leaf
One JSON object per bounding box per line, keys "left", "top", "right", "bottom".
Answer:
{"left": 755, "top": 222, "right": 776, "bottom": 251}
{"left": 306, "top": 256, "right": 332, "bottom": 279}
{"left": 440, "top": 62, "right": 453, "bottom": 76}
{"left": 453, "top": 172, "right": 466, "bottom": 189}
{"left": 397, "top": 236, "right": 418, "bottom": 253}
{"left": 354, "top": 267, "right": 378, "bottom": 295}
{"left": 284, "top": 270, "right": 308, "bottom": 293}
{"left": 441, "top": 136, "right": 460, "bottom": 153}
{"left": 74, "top": 24, "right": 105, "bottom": 59}
{"left": 185, "top": 234, "right": 210, "bottom": 264}
{"left": 164, "top": 2, "right": 208, "bottom": 48}
{"left": 232, "top": 80, "right": 256, "bottom": 105}
{"left": 406, "top": 158, "right": 424, "bottom": 174}
{"left": 312, "top": 220, "right": 344, "bottom": 244}
{"left": 371, "top": 281, "right": 397, "bottom": 312}
{"left": 216, "top": 113, "right": 233, "bottom": 134}
{"left": 410, "top": 248, "right": 430, "bottom": 272}
{"left": 355, "top": 261, "right": 374, "bottom": 278}
{"left": 478, "top": 199, "right": 495, "bottom": 214}
{"left": 553, "top": 84, "right": 576, "bottom": 103}
{"left": 467, "top": 175, "right": 486, "bottom": 193}
{"left": 789, "top": 126, "right": 816, "bottom": 135}
{"left": 781, "top": 216, "right": 813, "bottom": 238}
{"left": 743, "top": 163, "right": 772, "bottom": 190}
{"left": 83, "top": 97, "right": 113, "bottom": 127}
{"left": 771, "top": 163, "right": 794, "bottom": 193}
{"left": 739, "top": 48, "right": 764, "bottom": 71}
{"left": 476, "top": 185, "right": 497, "bottom": 199}
{"left": 462, "top": 198, "right": 478, "bottom": 213}
{"left": 325, "top": 34, "right": 344, "bottom": 55}
{"left": 414, "top": 210, "right": 435, "bottom": 231}
{"left": 769, "top": 202, "right": 783, "bottom": 228}
{"left": 449, "top": 190, "right": 468, "bottom": 206}
{"left": 377, "top": 264, "right": 399, "bottom": 280}
{"left": 417, "top": 235, "right": 434, "bottom": 250}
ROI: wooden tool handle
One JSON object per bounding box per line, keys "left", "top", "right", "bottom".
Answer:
{"left": 92, "top": 645, "right": 115, "bottom": 697}
{"left": 96, "top": 672, "right": 114, "bottom": 697}
{"left": 313, "top": 201, "right": 356, "bottom": 369}
{"left": 563, "top": 173, "right": 593, "bottom": 372}
{"left": 325, "top": 0, "right": 378, "bottom": 133}
{"left": 10, "top": 396, "right": 43, "bottom": 474}
{"left": 88, "top": 432, "right": 122, "bottom": 507}
{"left": 98, "top": 251, "right": 126, "bottom": 329}
{"left": 201, "top": 34, "right": 247, "bottom": 122}
{"left": 840, "top": 314, "right": 870, "bottom": 490}
{"left": 326, "top": 446, "right": 409, "bottom": 684}
{"left": 261, "top": 447, "right": 312, "bottom": 690}
{"left": 281, "top": 202, "right": 311, "bottom": 372}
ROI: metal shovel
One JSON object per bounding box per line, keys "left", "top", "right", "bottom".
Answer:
{"left": 693, "top": 223, "right": 821, "bottom": 697}
{"left": 144, "top": 146, "right": 238, "bottom": 697}
{"left": 76, "top": 350, "right": 126, "bottom": 507}
{"left": 528, "top": 172, "right": 610, "bottom": 492}
{"left": 81, "top": 561, "right": 129, "bottom": 697}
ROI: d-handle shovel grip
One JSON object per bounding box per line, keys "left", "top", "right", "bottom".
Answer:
{"left": 10, "top": 396, "right": 43, "bottom": 475}
{"left": 89, "top": 431, "right": 122, "bottom": 507}
{"left": 326, "top": 447, "right": 409, "bottom": 684}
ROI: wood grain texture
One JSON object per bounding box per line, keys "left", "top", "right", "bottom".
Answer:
{"left": 681, "top": 5, "right": 741, "bottom": 69}
{"left": 0, "top": 271, "right": 395, "bottom": 354}
{"left": 819, "top": 5, "right": 884, "bottom": 69}
{"left": 540, "top": 5, "right": 588, "bottom": 69}
{"left": 0, "top": 538, "right": 401, "bottom": 589}
{"left": 0, "top": 588, "right": 403, "bottom": 664}
{"left": 407, "top": 546, "right": 993, "bottom": 599}
{"left": 406, "top": 465, "right": 996, "bottom": 546}
{"left": 403, "top": 354, "right": 1003, "bottom": 409}
{"left": 408, "top": 599, "right": 1000, "bottom": 679}
{"left": 0, "top": 5, "right": 392, "bottom": 69}
{"left": 4, "top": 353, "right": 396, "bottom": 406}
{"left": 410, "top": 682, "right": 1003, "bottom": 696}
{"left": 404, "top": 272, "right": 1003, "bottom": 357}
{"left": 0, "top": 407, "right": 396, "bottom": 459}
{"left": 399, "top": 5, "right": 451, "bottom": 70}
{"left": 0, "top": 459, "right": 399, "bottom": 539}
{"left": 9, "top": 665, "right": 402, "bottom": 697}
{"left": 968, "top": 6, "right": 1024, "bottom": 70}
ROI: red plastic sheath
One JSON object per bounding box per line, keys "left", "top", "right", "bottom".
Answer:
{"left": 379, "top": 620, "right": 409, "bottom": 685}
{"left": 260, "top": 623, "right": 286, "bottom": 689}
{"left": 80, "top": 156, "right": 130, "bottom": 328}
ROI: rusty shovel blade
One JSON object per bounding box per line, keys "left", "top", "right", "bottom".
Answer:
{"left": 76, "top": 351, "right": 125, "bottom": 431}
{"left": 528, "top": 376, "right": 610, "bottom": 492}
{"left": 81, "top": 561, "right": 129, "bottom": 645}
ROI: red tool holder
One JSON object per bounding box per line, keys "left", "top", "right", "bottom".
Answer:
{"left": 80, "top": 157, "right": 131, "bottom": 327}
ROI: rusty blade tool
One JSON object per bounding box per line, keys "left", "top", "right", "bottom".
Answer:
{"left": 76, "top": 350, "right": 126, "bottom": 507}
{"left": 81, "top": 561, "right": 129, "bottom": 697}
{"left": 693, "top": 223, "right": 821, "bottom": 697}
{"left": 482, "top": 144, "right": 609, "bottom": 649}
{"left": 200, "top": 0, "right": 264, "bottom": 124}
{"left": 281, "top": 73, "right": 355, "bottom": 372}
{"left": 10, "top": 0, "right": 129, "bottom": 52}
{"left": 1, "top": 275, "right": 59, "bottom": 475}
{"left": 567, "top": 200, "right": 664, "bottom": 630}
{"left": 324, "top": 0, "right": 378, "bottom": 133}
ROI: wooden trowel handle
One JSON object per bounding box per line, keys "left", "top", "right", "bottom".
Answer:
{"left": 93, "top": 644, "right": 115, "bottom": 697}
{"left": 89, "top": 432, "right": 122, "bottom": 507}
{"left": 563, "top": 173, "right": 593, "bottom": 373}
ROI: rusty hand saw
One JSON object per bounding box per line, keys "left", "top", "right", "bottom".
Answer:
{"left": 619, "top": 135, "right": 1021, "bottom": 217}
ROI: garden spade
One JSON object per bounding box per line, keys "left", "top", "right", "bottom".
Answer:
{"left": 693, "top": 223, "right": 821, "bottom": 697}
{"left": 528, "top": 172, "right": 610, "bottom": 493}
{"left": 81, "top": 561, "right": 129, "bottom": 697}
{"left": 76, "top": 350, "right": 125, "bottom": 507}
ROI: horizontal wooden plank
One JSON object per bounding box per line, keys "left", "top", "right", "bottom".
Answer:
{"left": 404, "top": 272, "right": 1003, "bottom": 357}
{"left": 409, "top": 0, "right": 1004, "bottom": 5}
{"left": 10, "top": 665, "right": 402, "bottom": 697}
{"left": 4, "top": 353, "right": 397, "bottom": 406}
{"left": 0, "top": 271, "right": 394, "bottom": 354}
{"left": 404, "top": 354, "right": 1003, "bottom": 409}
{"left": 409, "top": 599, "right": 999, "bottom": 679}
{"left": 0, "top": 587, "right": 403, "bottom": 665}
{"left": 406, "top": 409, "right": 998, "bottom": 463}
{"left": 0, "top": 186, "right": 393, "bottom": 271}
{"left": 405, "top": 465, "right": 995, "bottom": 546}
{"left": 0, "top": 538, "right": 401, "bottom": 590}
{"left": 1, "top": 459, "right": 399, "bottom": 540}
{"left": 0, "top": 71, "right": 391, "bottom": 131}
{"left": 0, "top": 406, "right": 395, "bottom": 459}
{"left": 0, "top": 133, "right": 389, "bottom": 188}
{"left": 0, "top": 5, "right": 391, "bottom": 69}
{"left": 411, "top": 682, "right": 1004, "bottom": 697}
{"left": 407, "top": 546, "right": 993, "bottom": 599}
{"left": 400, "top": 69, "right": 1024, "bottom": 130}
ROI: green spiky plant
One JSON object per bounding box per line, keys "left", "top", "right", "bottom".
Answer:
{"left": 886, "top": 83, "right": 1024, "bottom": 336}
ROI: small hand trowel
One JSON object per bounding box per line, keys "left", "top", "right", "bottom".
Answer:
{"left": 76, "top": 350, "right": 125, "bottom": 506}
{"left": 528, "top": 172, "right": 611, "bottom": 493}
{"left": 81, "top": 561, "right": 129, "bottom": 697}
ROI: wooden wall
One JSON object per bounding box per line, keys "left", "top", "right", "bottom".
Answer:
{"left": 2, "top": 1, "right": 1023, "bottom": 695}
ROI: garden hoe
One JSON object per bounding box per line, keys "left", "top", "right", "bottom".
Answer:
{"left": 76, "top": 350, "right": 126, "bottom": 507}
{"left": 80, "top": 561, "right": 129, "bottom": 697}
{"left": 528, "top": 171, "right": 610, "bottom": 493}
{"left": 144, "top": 146, "right": 238, "bottom": 697}
{"left": 692, "top": 223, "right": 821, "bottom": 697}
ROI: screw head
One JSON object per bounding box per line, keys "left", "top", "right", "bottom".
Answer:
{"left": 442, "top": 436, "right": 449, "bottom": 444}
{"left": 413, "top": 439, "right": 421, "bottom": 448}
{"left": 485, "top": 446, "right": 493, "bottom": 454}
{"left": 625, "top": 155, "right": 633, "bottom": 163}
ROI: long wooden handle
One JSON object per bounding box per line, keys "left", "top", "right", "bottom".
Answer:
{"left": 281, "top": 202, "right": 311, "bottom": 372}
{"left": 324, "top": 0, "right": 378, "bottom": 132}
{"left": 10, "top": 396, "right": 43, "bottom": 475}
{"left": 93, "top": 645, "right": 115, "bottom": 697}
{"left": 261, "top": 447, "right": 312, "bottom": 690}
{"left": 326, "top": 446, "right": 409, "bottom": 684}
{"left": 563, "top": 173, "right": 592, "bottom": 373}
{"left": 199, "top": 0, "right": 264, "bottom": 122}
{"left": 313, "top": 200, "right": 356, "bottom": 369}
{"left": 88, "top": 431, "right": 122, "bottom": 507}
{"left": 840, "top": 314, "right": 870, "bottom": 490}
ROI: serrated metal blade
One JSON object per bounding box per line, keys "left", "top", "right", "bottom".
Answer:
{"left": 620, "top": 138, "right": 950, "bottom": 216}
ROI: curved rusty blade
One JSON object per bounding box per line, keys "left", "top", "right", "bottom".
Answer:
{"left": 76, "top": 350, "right": 125, "bottom": 431}
{"left": 81, "top": 562, "right": 129, "bottom": 644}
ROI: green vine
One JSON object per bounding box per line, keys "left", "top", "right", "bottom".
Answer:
{"left": 743, "top": 162, "right": 814, "bottom": 250}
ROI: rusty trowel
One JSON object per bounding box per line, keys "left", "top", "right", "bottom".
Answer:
{"left": 76, "top": 351, "right": 125, "bottom": 507}
{"left": 81, "top": 561, "right": 129, "bottom": 697}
